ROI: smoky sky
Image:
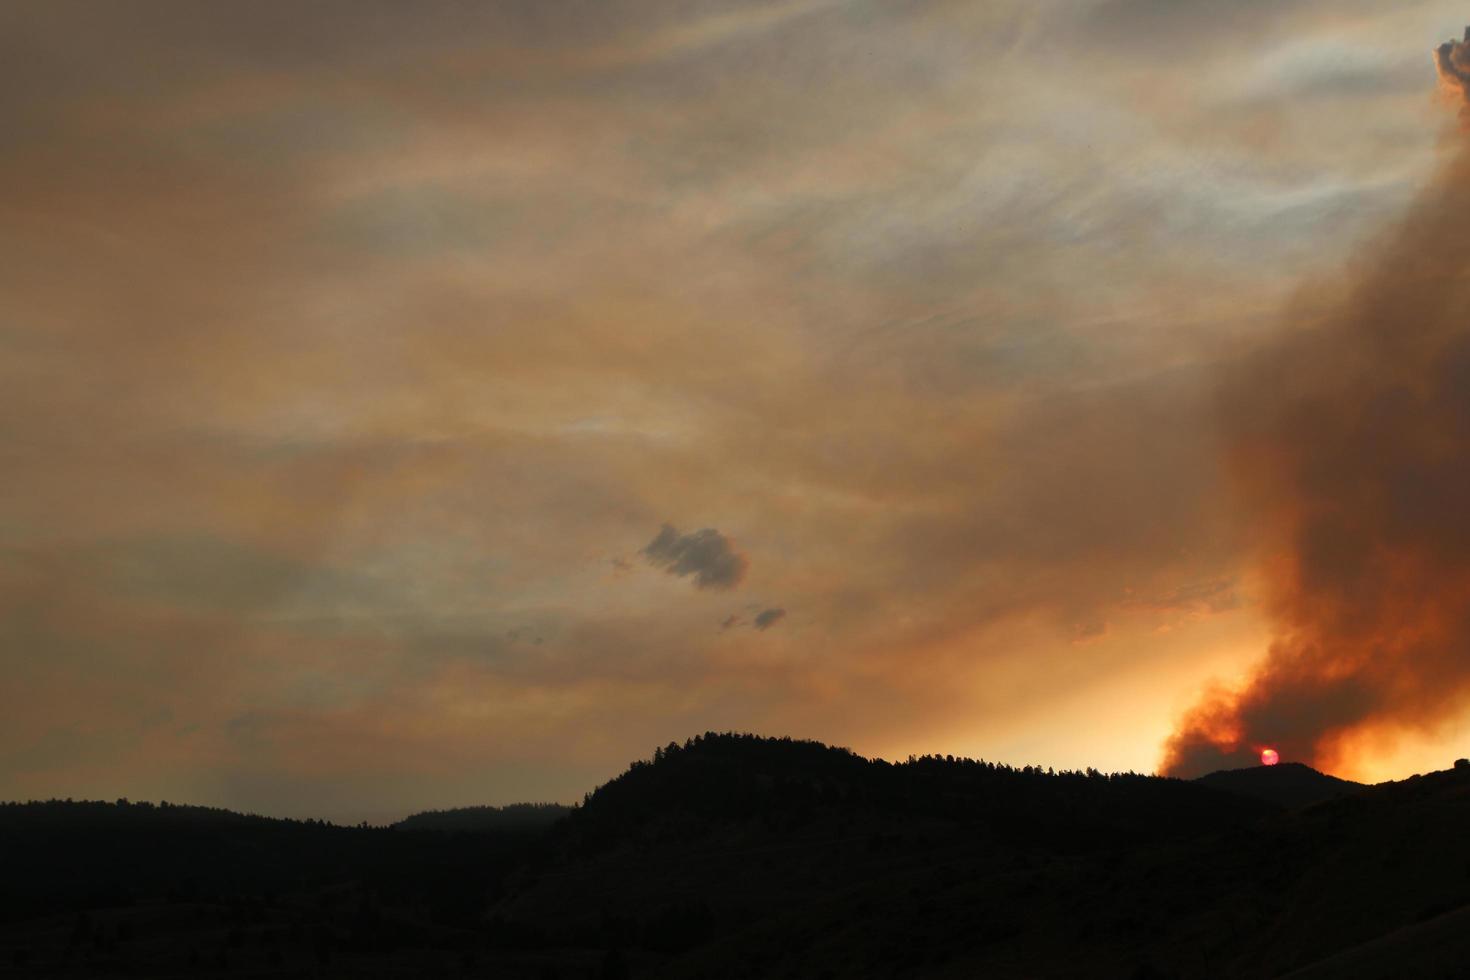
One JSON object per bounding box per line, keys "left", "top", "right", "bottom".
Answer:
{"left": 4, "top": 1, "right": 1469, "bottom": 819}
{"left": 1162, "top": 30, "right": 1470, "bottom": 777}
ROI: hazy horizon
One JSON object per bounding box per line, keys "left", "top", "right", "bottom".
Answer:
{"left": 0, "top": 731, "right": 1410, "bottom": 828}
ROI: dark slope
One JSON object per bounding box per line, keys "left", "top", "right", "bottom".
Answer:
{"left": 1279, "top": 901, "right": 1470, "bottom": 979}
{"left": 0, "top": 799, "right": 558, "bottom": 977}
{"left": 1194, "top": 762, "right": 1365, "bottom": 809}
{"left": 394, "top": 802, "right": 572, "bottom": 834}
{"left": 0, "top": 799, "right": 552, "bottom": 920}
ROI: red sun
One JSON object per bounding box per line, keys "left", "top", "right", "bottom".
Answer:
{"left": 1260, "top": 748, "right": 1280, "bottom": 766}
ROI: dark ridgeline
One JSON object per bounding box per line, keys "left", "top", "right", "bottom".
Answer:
{"left": 1192, "top": 762, "right": 1364, "bottom": 810}
{"left": 393, "top": 803, "right": 573, "bottom": 834}
{"left": 3, "top": 734, "right": 1470, "bottom": 978}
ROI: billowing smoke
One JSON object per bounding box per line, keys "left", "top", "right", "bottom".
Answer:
{"left": 1437, "top": 27, "right": 1470, "bottom": 104}
{"left": 1163, "top": 31, "right": 1470, "bottom": 777}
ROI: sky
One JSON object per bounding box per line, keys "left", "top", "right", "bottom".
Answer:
{"left": 4, "top": 1, "right": 1470, "bottom": 822}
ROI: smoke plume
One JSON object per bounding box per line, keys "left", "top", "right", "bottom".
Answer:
{"left": 1163, "top": 30, "right": 1470, "bottom": 777}
{"left": 1438, "top": 27, "right": 1470, "bottom": 105}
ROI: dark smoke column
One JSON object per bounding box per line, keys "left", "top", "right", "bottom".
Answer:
{"left": 1162, "top": 29, "right": 1470, "bottom": 777}
{"left": 1438, "top": 27, "right": 1470, "bottom": 104}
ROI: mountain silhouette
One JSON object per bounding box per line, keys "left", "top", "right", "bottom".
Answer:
{"left": 4, "top": 734, "right": 1470, "bottom": 978}
{"left": 1193, "top": 761, "right": 1365, "bottom": 809}
{"left": 393, "top": 802, "right": 572, "bottom": 834}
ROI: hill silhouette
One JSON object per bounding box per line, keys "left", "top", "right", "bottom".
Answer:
{"left": 3, "top": 734, "right": 1470, "bottom": 978}
{"left": 555, "top": 733, "right": 1273, "bottom": 856}
{"left": 1194, "top": 762, "right": 1365, "bottom": 809}
{"left": 394, "top": 802, "right": 572, "bottom": 834}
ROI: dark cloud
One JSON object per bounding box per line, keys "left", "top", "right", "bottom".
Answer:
{"left": 641, "top": 524, "right": 748, "bottom": 590}
{"left": 753, "top": 608, "right": 786, "bottom": 631}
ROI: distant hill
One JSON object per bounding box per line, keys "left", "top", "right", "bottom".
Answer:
{"left": 394, "top": 802, "right": 572, "bottom": 833}
{"left": 1194, "top": 761, "right": 1365, "bottom": 809}
{"left": 555, "top": 732, "right": 1274, "bottom": 857}
{"left": 0, "top": 798, "right": 562, "bottom": 914}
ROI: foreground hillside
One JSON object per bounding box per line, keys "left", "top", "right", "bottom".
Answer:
{"left": 3, "top": 736, "right": 1470, "bottom": 978}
